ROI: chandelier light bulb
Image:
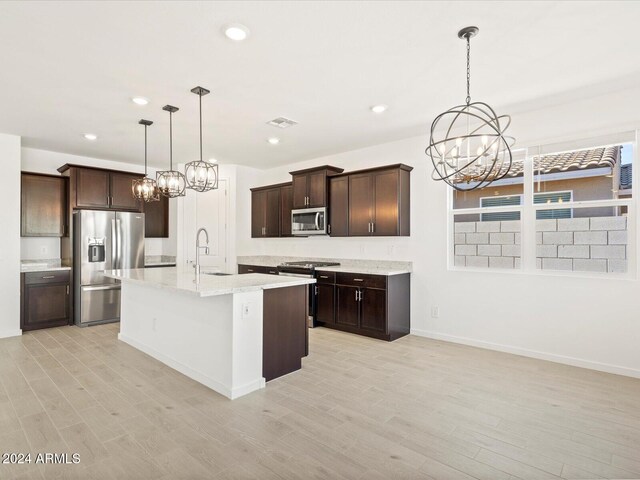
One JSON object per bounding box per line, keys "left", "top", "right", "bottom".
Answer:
{"left": 456, "top": 137, "right": 462, "bottom": 147}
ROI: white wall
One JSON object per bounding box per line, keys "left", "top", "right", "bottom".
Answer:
{"left": 237, "top": 84, "right": 640, "bottom": 378}
{"left": 21, "top": 147, "right": 177, "bottom": 259}
{"left": 0, "top": 134, "right": 22, "bottom": 338}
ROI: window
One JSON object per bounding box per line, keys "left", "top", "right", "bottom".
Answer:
{"left": 450, "top": 132, "right": 636, "bottom": 275}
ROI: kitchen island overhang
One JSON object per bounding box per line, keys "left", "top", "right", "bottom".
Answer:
{"left": 104, "top": 268, "right": 314, "bottom": 400}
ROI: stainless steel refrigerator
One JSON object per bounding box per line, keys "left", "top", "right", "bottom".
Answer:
{"left": 73, "top": 210, "right": 145, "bottom": 326}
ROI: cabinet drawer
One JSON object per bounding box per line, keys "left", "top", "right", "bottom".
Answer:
{"left": 336, "top": 272, "right": 386, "bottom": 289}
{"left": 24, "top": 271, "right": 70, "bottom": 285}
{"left": 315, "top": 271, "right": 336, "bottom": 284}
{"left": 238, "top": 264, "right": 268, "bottom": 274}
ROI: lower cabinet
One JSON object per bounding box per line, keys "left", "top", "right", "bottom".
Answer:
{"left": 315, "top": 271, "right": 410, "bottom": 341}
{"left": 21, "top": 271, "right": 71, "bottom": 331}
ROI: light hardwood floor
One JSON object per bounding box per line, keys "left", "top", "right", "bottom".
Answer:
{"left": 0, "top": 324, "right": 639, "bottom": 480}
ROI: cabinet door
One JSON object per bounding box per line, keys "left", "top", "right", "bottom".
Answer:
{"left": 144, "top": 195, "right": 169, "bottom": 238}
{"left": 280, "top": 185, "right": 293, "bottom": 237}
{"left": 110, "top": 173, "right": 143, "bottom": 211}
{"left": 348, "top": 173, "right": 373, "bottom": 236}
{"left": 372, "top": 169, "right": 399, "bottom": 236}
{"left": 307, "top": 171, "right": 326, "bottom": 207}
{"left": 360, "top": 288, "right": 387, "bottom": 333}
{"left": 315, "top": 284, "right": 335, "bottom": 324}
{"left": 76, "top": 169, "right": 110, "bottom": 208}
{"left": 251, "top": 190, "right": 266, "bottom": 237}
{"left": 265, "top": 188, "right": 281, "bottom": 237}
{"left": 292, "top": 174, "right": 308, "bottom": 208}
{"left": 21, "top": 174, "right": 66, "bottom": 237}
{"left": 23, "top": 283, "right": 70, "bottom": 331}
{"left": 336, "top": 286, "right": 360, "bottom": 327}
{"left": 329, "top": 176, "right": 348, "bottom": 236}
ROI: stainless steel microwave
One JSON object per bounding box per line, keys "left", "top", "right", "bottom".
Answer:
{"left": 291, "top": 207, "right": 327, "bottom": 236}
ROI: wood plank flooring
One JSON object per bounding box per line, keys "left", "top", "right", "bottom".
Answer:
{"left": 0, "top": 323, "right": 639, "bottom": 479}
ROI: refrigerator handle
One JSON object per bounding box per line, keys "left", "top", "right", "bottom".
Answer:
{"left": 111, "top": 218, "right": 117, "bottom": 269}
{"left": 116, "top": 218, "right": 122, "bottom": 269}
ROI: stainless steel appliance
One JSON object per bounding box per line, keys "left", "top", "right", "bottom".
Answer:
{"left": 278, "top": 261, "right": 340, "bottom": 327}
{"left": 291, "top": 207, "right": 327, "bottom": 236}
{"left": 73, "top": 210, "right": 145, "bottom": 326}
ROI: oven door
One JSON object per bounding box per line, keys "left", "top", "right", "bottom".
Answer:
{"left": 291, "top": 208, "right": 327, "bottom": 236}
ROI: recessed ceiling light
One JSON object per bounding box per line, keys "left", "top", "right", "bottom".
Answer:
{"left": 83, "top": 133, "right": 98, "bottom": 141}
{"left": 224, "top": 24, "right": 250, "bottom": 41}
{"left": 132, "top": 96, "right": 149, "bottom": 105}
{"left": 267, "top": 137, "right": 280, "bottom": 145}
{"left": 371, "top": 104, "right": 388, "bottom": 114}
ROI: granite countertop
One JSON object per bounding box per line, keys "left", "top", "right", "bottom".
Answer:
{"left": 314, "top": 265, "right": 411, "bottom": 276}
{"left": 237, "top": 256, "right": 412, "bottom": 276}
{"left": 145, "top": 255, "right": 177, "bottom": 267}
{"left": 21, "top": 260, "right": 71, "bottom": 273}
{"left": 104, "top": 267, "right": 315, "bottom": 298}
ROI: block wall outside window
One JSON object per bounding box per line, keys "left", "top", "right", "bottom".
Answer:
{"left": 454, "top": 217, "right": 521, "bottom": 269}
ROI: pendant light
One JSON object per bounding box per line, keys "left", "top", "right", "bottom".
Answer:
{"left": 132, "top": 119, "right": 160, "bottom": 202}
{"left": 185, "top": 86, "right": 218, "bottom": 192}
{"left": 426, "top": 26, "right": 515, "bottom": 191}
{"left": 156, "top": 105, "right": 186, "bottom": 198}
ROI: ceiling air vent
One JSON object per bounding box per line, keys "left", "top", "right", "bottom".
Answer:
{"left": 266, "top": 117, "right": 298, "bottom": 129}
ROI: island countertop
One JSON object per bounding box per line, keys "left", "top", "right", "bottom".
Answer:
{"left": 105, "top": 268, "right": 315, "bottom": 297}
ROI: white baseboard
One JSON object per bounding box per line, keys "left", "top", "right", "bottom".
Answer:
{"left": 118, "top": 333, "right": 265, "bottom": 399}
{"left": 0, "top": 329, "right": 22, "bottom": 339}
{"left": 410, "top": 328, "right": 640, "bottom": 379}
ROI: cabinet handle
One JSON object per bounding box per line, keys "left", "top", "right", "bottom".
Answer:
{"left": 358, "top": 290, "right": 362, "bottom": 301}
{"left": 368, "top": 222, "right": 371, "bottom": 233}
{"left": 355, "top": 290, "right": 358, "bottom": 301}
{"left": 319, "top": 275, "right": 329, "bottom": 279}
{"left": 328, "top": 224, "right": 331, "bottom": 234}
{"left": 371, "top": 222, "right": 375, "bottom": 233}
{"left": 353, "top": 278, "right": 363, "bottom": 282}
{"left": 66, "top": 285, "right": 70, "bottom": 295}
{"left": 247, "top": 269, "right": 254, "bottom": 272}
{"left": 314, "top": 285, "right": 318, "bottom": 295}
{"left": 42, "top": 275, "right": 55, "bottom": 279}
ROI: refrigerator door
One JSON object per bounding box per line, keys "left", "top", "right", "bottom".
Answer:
{"left": 79, "top": 284, "right": 121, "bottom": 325}
{"left": 74, "top": 210, "right": 117, "bottom": 286}
{"left": 116, "top": 212, "right": 145, "bottom": 270}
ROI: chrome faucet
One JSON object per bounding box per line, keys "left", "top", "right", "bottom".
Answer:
{"left": 195, "top": 227, "right": 210, "bottom": 277}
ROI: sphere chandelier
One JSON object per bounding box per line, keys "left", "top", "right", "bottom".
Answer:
{"left": 156, "top": 105, "right": 186, "bottom": 198}
{"left": 426, "top": 26, "right": 515, "bottom": 191}
{"left": 185, "top": 86, "right": 218, "bottom": 192}
{"left": 132, "top": 119, "right": 160, "bottom": 202}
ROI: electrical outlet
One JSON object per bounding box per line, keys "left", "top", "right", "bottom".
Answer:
{"left": 431, "top": 306, "right": 439, "bottom": 318}
{"left": 242, "top": 303, "right": 251, "bottom": 318}
{"left": 40, "top": 246, "right": 47, "bottom": 255}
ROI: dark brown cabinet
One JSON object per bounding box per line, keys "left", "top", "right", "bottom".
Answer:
{"left": 280, "top": 184, "right": 293, "bottom": 237}
{"left": 315, "top": 270, "right": 410, "bottom": 341}
{"left": 251, "top": 182, "right": 293, "bottom": 238}
{"left": 346, "top": 165, "right": 412, "bottom": 237}
{"left": 58, "top": 165, "right": 144, "bottom": 212}
{"left": 238, "top": 264, "right": 278, "bottom": 275}
{"left": 21, "top": 271, "right": 71, "bottom": 331}
{"left": 144, "top": 195, "right": 170, "bottom": 238}
{"left": 290, "top": 166, "right": 344, "bottom": 208}
{"left": 315, "top": 283, "right": 335, "bottom": 324}
{"left": 21, "top": 173, "right": 67, "bottom": 237}
{"left": 328, "top": 176, "right": 349, "bottom": 237}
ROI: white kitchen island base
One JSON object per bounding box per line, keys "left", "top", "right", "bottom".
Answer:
{"left": 106, "top": 268, "right": 314, "bottom": 400}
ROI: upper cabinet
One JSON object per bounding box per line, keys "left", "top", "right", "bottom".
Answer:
{"left": 337, "top": 164, "right": 412, "bottom": 237}
{"left": 21, "top": 173, "right": 67, "bottom": 237}
{"left": 58, "top": 165, "right": 144, "bottom": 212}
{"left": 144, "top": 195, "right": 170, "bottom": 238}
{"left": 251, "top": 183, "right": 291, "bottom": 238}
{"left": 290, "top": 166, "right": 344, "bottom": 208}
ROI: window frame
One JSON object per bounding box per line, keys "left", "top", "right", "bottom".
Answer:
{"left": 448, "top": 132, "right": 637, "bottom": 279}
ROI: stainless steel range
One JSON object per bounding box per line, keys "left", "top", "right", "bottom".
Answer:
{"left": 278, "top": 261, "right": 340, "bottom": 327}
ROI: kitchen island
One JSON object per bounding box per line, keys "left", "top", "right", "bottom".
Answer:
{"left": 105, "top": 268, "right": 314, "bottom": 400}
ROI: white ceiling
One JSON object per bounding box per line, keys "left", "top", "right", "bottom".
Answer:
{"left": 1, "top": 1, "right": 639, "bottom": 169}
